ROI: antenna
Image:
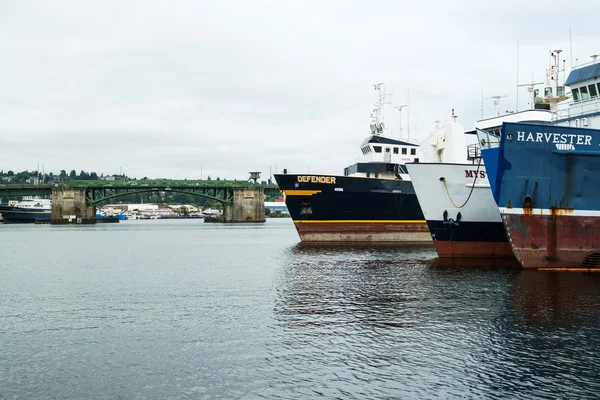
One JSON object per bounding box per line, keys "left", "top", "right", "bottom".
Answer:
{"left": 516, "top": 41, "right": 519, "bottom": 112}
{"left": 394, "top": 104, "right": 407, "bottom": 141}
{"left": 407, "top": 85, "right": 410, "bottom": 141}
{"left": 371, "top": 83, "right": 390, "bottom": 135}
{"left": 554, "top": 49, "right": 563, "bottom": 86}
{"left": 517, "top": 79, "right": 543, "bottom": 109}
{"left": 569, "top": 27, "right": 573, "bottom": 70}
{"left": 481, "top": 88, "right": 484, "bottom": 119}
{"left": 486, "top": 95, "right": 508, "bottom": 116}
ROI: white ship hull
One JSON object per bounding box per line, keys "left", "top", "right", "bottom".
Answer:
{"left": 406, "top": 162, "right": 513, "bottom": 258}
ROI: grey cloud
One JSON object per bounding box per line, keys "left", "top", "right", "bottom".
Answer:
{"left": 0, "top": 0, "right": 598, "bottom": 179}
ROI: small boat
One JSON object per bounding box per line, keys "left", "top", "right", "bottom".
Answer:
{"left": 0, "top": 197, "right": 51, "bottom": 223}
{"left": 96, "top": 208, "right": 127, "bottom": 221}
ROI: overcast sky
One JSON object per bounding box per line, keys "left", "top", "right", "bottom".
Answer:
{"left": 0, "top": 1, "right": 598, "bottom": 181}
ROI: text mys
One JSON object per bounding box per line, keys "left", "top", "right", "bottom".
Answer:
{"left": 465, "top": 170, "right": 486, "bottom": 179}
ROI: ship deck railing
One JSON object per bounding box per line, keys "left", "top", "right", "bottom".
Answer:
{"left": 555, "top": 98, "right": 600, "bottom": 122}
{"left": 467, "top": 144, "right": 482, "bottom": 161}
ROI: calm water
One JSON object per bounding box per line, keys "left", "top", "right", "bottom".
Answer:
{"left": 1, "top": 219, "right": 600, "bottom": 399}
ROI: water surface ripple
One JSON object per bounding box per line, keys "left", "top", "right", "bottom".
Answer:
{"left": 1, "top": 219, "right": 599, "bottom": 399}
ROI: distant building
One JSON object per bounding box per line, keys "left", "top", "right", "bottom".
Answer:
{"left": 103, "top": 175, "right": 127, "bottom": 181}
{"left": 265, "top": 199, "right": 289, "bottom": 215}
{"left": 168, "top": 204, "right": 200, "bottom": 213}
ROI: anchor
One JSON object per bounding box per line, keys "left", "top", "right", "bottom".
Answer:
{"left": 443, "top": 210, "right": 462, "bottom": 226}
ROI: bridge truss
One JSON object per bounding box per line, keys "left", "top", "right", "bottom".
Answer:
{"left": 0, "top": 180, "right": 281, "bottom": 205}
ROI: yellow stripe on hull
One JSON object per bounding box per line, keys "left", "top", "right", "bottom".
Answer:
{"left": 283, "top": 190, "right": 322, "bottom": 196}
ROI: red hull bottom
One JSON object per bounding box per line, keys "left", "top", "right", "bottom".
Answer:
{"left": 434, "top": 241, "right": 515, "bottom": 259}
{"left": 293, "top": 221, "right": 431, "bottom": 242}
{"left": 503, "top": 213, "right": 600, "bottom": 269}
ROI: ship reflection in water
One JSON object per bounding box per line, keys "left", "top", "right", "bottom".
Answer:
{"left": 269, "top": 243, "right": 600, "bottom": 399}
{"left": 512, "top": 270, "right": 600, "bottom": 326}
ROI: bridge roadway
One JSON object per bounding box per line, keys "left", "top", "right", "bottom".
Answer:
{"left": 0, "top": 179, "right": 281, "bottom": 205}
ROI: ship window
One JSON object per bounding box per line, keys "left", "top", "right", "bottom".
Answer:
{"left": 580, "top": 85, "right": 590, "bottom": 101}
{"left": 572, "top": 88, "right": 580, "bottom": 102}
{"left": 410, "top": 148, "right": 416, "bottom": 155}
{"left": 401, "top": 148, "right": 407, "bottom": 155}
{"left": 393, "top": 147, "right": 398, "bottom": 154}
{"left": 597, "top": 83, "right": 600, "bottom": 97}
{"left": 373, "top": 146, "right": 382, "bottom": 153}
{"left": 414, "top": 158, "right": 419, "bottom": 163}
{"left": 385, "top": 147, "right": 391, "bottom": 153}
{"left": 589, "top": 84, "right": 598, "bottom": 98}
{"left": 299, "top": 199, "right": 312, "bottom": 215}
{"left": 544, "top": 87, "right": 552, "bottom": 97}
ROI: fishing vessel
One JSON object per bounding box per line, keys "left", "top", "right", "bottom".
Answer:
{"left": 406, "top": 108, "right": 553, "bottom": 258}
{"left": 482, "top": 55, "right": 600, "bottom": 269}
{"left": 0, "top": 197, "right": 51, "bottom": 223}
{"left": 406, "top": 51, "right": 566, "bottom": 258}
{"left": 274, "top": 84, "right": 429, "bottom": 242}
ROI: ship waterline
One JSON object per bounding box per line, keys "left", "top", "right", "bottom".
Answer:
{"left": 293, "top": 219, "right": 430, "bottom": 242}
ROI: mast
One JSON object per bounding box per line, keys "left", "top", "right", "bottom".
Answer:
{"left": 371, "top": 83, "right": 385, "bottom": 135}
{"left": 394, "top": 104, "right": 407, "bottom": 141}
{"left": 516, "top": 41, "right": 519, "bottom": 112}
{"left": 407, "top": 85, "right": 410, "bottom": 142}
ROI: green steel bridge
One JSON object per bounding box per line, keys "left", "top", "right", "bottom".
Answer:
{"left": 0, "top": 179, "right": 281, "bottom": 205}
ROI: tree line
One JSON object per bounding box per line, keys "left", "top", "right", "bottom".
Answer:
{"left": 0, "top": 169, "right": 107, "bottom": 184}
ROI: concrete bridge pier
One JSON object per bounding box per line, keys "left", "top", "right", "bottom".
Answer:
{"left": 223, "top": 188, "right": 266, "bottom": 223}
{"left": 51, "top": 188, "right": 96, "bottom": 224}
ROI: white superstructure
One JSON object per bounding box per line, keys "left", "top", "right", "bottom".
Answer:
{"left": 343, "top": 83, "right": 420, "bottom": 181}
{"left": 554, "top": 56, "right": 600, "bottom": 128}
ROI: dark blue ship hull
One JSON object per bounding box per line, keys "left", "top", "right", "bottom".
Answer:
{"left": 274, "top": 173, "right": 429, "bottom": 242}
{"left": 482, "top": 122, "right": 600, "bottom": 269}
{"left": 0, "top": 206, "right": 51, "bottom": 223}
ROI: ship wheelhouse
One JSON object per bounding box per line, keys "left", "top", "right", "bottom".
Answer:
{"left": 555, "top": 59, "right": 600, "bottom": 129}
{"left": 345, "top": 135, "right": 419, "bottom": 179}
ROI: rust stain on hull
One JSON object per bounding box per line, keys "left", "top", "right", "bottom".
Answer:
{"left": 504, "top": 212, "right": 600, "bottom": 269}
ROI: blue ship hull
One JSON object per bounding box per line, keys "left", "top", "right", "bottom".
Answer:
{"left": 482, "top": 122, "right": 600, "bottom": 269}
{"left": 96, "top": 212, "right": 127, "bottom": 221}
